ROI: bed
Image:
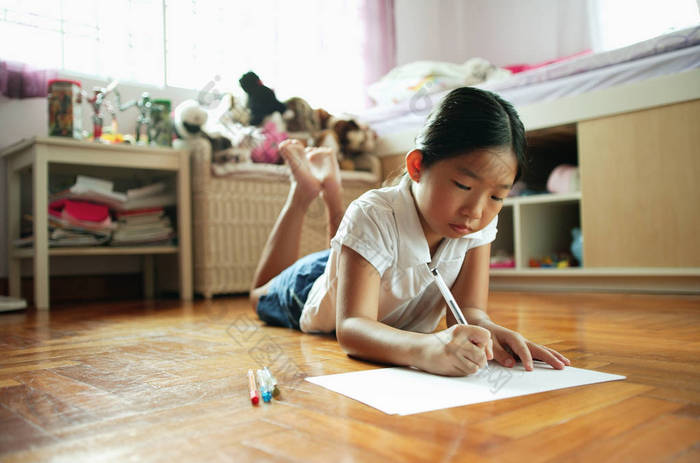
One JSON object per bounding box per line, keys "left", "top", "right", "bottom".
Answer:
{"left": 360, "top": 25, "right": 700, "bottom": 155}
{"left": 358, "top": 25, "right": 700, "bottom": 293}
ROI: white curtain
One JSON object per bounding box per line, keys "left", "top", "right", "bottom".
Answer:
{"left": 166, "top": 0, "right": 396, "bottom": 113}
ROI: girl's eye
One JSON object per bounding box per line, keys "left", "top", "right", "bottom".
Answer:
{"left": 491, "top": 196, "right": 504, "bottom": 202}
{"left": 453, "top": 181, "right": 471, "bottom": 191}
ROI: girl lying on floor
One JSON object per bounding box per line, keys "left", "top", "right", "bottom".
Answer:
{"left": 249, "top": 87, "right": 570, "bottom": 376}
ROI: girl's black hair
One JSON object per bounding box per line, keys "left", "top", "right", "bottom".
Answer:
{"left": 414, "top": 87, "right": 527, "bottom": 182}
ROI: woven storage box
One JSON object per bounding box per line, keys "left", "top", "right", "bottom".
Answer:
{"left": 188, "top": 138, "right": 382, "bottom": 298}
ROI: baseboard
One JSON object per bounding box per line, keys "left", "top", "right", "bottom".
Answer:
{"left": 490, "top": 274, "right": 700, "bottom": 294}
{"left": 0, "top": 274, "right": 145, "bottom": 306}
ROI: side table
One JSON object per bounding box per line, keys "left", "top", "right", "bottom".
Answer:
{"left": 1, "top": 136, "right": 193, "bottom": 309}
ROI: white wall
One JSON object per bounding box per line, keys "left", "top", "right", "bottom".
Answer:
{"left": 395, "top": 0, "right": 593, "bottom": 67}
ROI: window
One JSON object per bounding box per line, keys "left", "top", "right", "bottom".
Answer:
{"left": 164, "top": 0, "right": 368, "bottom": 113}
{"left": 0, "top": 0, "right": 375, "bottom": 113}
{"left": 590, "top": 0, "right": 700, "bottom": 51}
{"left": 0, "top": 0, "right": 165, "bottom": 86}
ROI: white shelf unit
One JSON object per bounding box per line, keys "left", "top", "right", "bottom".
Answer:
{"left": 1, "top": 136, "right": 193, "bottom": 309}
{"left": 492, "top": 192, "right": 582, "bottom": 272}
{"left": 490, "top": 121, "right": 583, "bottom": 274}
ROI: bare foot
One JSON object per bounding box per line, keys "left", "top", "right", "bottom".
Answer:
{"left": 306, "top": 146, "right": 341, "bottom": 192}
{"left": 279, "top": 140, "right": 321, "bottom": 200}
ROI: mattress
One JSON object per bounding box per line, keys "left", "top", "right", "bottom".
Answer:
{"left": 360, "top": 25, "right": 700, "bottom": 136}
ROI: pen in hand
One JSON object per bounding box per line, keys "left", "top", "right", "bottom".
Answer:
{"left": 429, "top": 265, "right": 489, "bottom": 370}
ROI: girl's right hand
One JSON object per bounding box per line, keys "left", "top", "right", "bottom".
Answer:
{"left": 417, "top": 325, "right": 493, "bottom": 376}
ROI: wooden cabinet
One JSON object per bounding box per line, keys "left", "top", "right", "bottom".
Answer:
{"left": 578, "top": 99, "right": 700, "bottom": 268}
{"left": 488, "top": 100, "right": 700, "bottom": 292}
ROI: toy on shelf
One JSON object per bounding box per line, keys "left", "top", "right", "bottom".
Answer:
{"left": 529, "top": 252, "right": 576, "bottom": 269}
{"left": 85, "top": 80, "right": 119, "bottom": 141}
{"left": 547, "top": 164, "right": 581, "bottom": 194}
{"left": 490, "top": 249, "right": 516, "bottom": 268}
{"left": 149, "top": 99, "right": 173, "bottom": 147}
{"left": 117, "top": 91, "right": 168, "bottom": 145}
{"left": 570, "top": 227, "right": 583, "bottom": 266}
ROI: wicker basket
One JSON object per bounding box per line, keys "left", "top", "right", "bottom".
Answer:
{"left": 188, "top": 138, "right": 382, "bottom": 298}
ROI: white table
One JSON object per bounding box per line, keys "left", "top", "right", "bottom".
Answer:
{"left": 1, "top": 136, "right": 193, "bottom": 309}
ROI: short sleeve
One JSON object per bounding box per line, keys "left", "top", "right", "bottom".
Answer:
{"left": 468, "top": 215, "right": 498, "bottom": 248}
{"left": 330, "top": 198, "right": 396, "bottom": 276}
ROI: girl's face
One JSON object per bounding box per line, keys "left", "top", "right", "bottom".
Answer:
{"left": 409, "top": 148, "right": 518, "bottom": 249}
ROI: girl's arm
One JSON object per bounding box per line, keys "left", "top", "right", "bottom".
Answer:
{"left": 336, "top": 245, "right": 491, "bottom": 376}
{"left": 450, "top": 243, "right": 571, "bottom": 370}
{"left": 448, "top": 243, "right": 492, "bottom": 327}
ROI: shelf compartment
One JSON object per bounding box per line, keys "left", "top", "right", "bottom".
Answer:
{"left": 491, "top": 205, "right": 515, "bottom": 268}
{"left": 518, "top": 199, "right": 581, "bottom": 269}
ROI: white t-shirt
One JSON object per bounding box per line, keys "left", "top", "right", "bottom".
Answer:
{"left": 299, "top": 175, "right": 498, "bottom": 334}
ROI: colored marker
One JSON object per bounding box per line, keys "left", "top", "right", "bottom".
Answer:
{"left": 429, "top": 265, "right": 488, "bottom": 370}
{"left": 247, "top": 369, "right": 259, "bottom": 405}
{"left": 263, "top": 366, "right": 280, "bottom": 397}
{"left": 257, "top": 369, "right": 272, "bottom": 403}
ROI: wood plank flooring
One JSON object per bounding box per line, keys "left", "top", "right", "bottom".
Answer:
{"left": 0, "top": 292, "right": 698, "bottom": 462}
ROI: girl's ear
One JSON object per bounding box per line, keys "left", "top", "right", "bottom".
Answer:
{"left": 405, "top": 149, "right": 423, "bottom": 182}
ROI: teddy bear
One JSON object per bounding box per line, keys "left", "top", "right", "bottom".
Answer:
{"left": 283, "top": 96, "right": 321, "bottom": 134}
{"left": 314, "top": 113, "right": 377, "bottom": 171}
{"left": 239, "top": 71, "right": 288, "bottom": 126}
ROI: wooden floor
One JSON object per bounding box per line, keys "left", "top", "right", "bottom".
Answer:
{"left": 0, "top": 292, "right": 698, "bottom": 462}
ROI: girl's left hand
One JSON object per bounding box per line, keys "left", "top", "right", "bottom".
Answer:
{"left": 479, "top": 321, "right": 571, "bottom": 371}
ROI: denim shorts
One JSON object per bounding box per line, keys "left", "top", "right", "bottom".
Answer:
{"left": 256, "top": 249, "right": 330, "bottom": 330}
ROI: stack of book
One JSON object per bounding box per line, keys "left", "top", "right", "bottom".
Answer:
{"left": 15, "top": 175, "right": 177, "bottom": 248}
{"left": 112, "top": 207, "right": 174, "bottom": 246}
{"left": 16, "top": 198, "right": 115, "bottom": 247}
{"left": 51, "top": 176, "right": 176, "bottom": 212}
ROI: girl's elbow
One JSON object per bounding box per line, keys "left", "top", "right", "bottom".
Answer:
{"left": 335, "top": 319, "right": 351, "bottom": 352}
{"left": 336, "top": 318, "right": 360, "bottom": 355}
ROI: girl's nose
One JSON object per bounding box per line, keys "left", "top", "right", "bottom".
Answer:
{"left": 460, "top": 197, "right": 484, "bottom": 220}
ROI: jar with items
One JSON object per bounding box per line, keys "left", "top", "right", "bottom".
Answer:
{"left": 48, "top": 79, "right": 83, "bottom": 139}
{"left": 149, "top": 99, "right": 173, "bottom": 147}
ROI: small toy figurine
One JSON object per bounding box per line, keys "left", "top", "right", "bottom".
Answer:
{"left": 117, "top": 91, "right": 165, "bottom": 144}
{"left": 84, "top": 80, "right": 118, "bottom": 141}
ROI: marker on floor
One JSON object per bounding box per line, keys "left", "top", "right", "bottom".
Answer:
{"left": 257, "top": 369, "right": 272, "bottom": 403}
{"left": 264, "top": 366, "right": 280, "bottom": 397}
{"left": 247, "top": 369, "right": 259, "bottom": 405}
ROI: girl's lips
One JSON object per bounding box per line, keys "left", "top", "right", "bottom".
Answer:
{"left": 449, "top": 223, "right": 473, "bottom": 234}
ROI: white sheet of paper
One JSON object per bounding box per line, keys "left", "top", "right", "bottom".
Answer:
{"left": 306, "top": 362, "right": 625, "bottom": 415}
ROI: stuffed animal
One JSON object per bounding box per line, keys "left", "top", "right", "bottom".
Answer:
{"left": 222, "top": 93, "right": 251, "bottom": 127}
{"left": 173, "top": 98, "right": 233, "bottom": 158}
{"left": 239, "top": 71, "right": 287, "bottom": 126}
{"left": 174, "top": 99, "right": 208, "bottom": 140}
{"left": 315, "top": 114, "right": 377, "bottom": 171}
{"left": 250, "top": 112, "right": 288, "bottom": 164}
{"left": 283, "top": 96, "right": 320, "bottom": 133}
